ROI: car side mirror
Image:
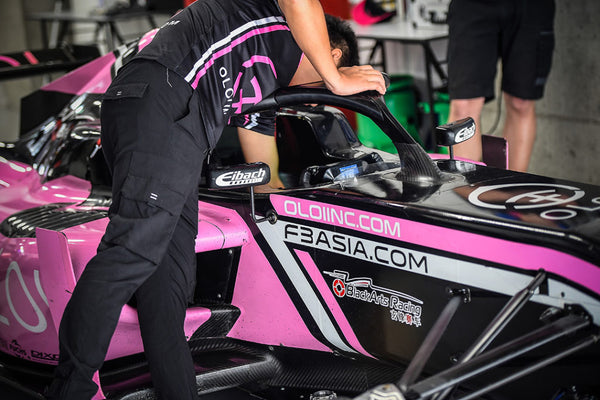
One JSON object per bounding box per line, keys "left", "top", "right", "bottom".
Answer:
{"left": 207, "top": 162, "right": 276, "bottom": 223}
{"left": 435, "top": 117, "right": 476, "bottom": 160}
{"left": 208, "top": 162, "right": 271, "bottom": 189}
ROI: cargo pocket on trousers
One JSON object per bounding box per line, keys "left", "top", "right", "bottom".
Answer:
{"left": 104, "top": 153, "right": 189, "bottom": 265}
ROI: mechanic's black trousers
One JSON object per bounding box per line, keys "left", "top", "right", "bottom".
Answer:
{"left": 47, "top": 60, "right": 209, "bottom": 400}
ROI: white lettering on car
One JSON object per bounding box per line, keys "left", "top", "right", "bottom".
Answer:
{"left": 282, "top": 200, "right": 401, "bottom": 238}
{"left": 283, "top": 224, "right": 427, "bottom": 273}
{"left": 1, "top": 261, "right": 48, "bottom": 333}
{"left": 215, "top": 169, "right": 267, "bottom": 186}
{"left": 324, "top": 270, "right": 423, "bottom": 328}
{"left": 468, "top": 183, "right": 600, "bottom": 221}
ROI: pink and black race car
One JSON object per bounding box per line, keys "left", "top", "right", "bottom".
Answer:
{"left": 0, "top": 34, "right": 599, "bottom": 400}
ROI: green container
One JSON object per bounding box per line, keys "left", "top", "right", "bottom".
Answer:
{"left": 356, "top": 75, "right": 421, "bottom": 154}
{"left": 418, "top": 91, "right": 449, "bottom": 125}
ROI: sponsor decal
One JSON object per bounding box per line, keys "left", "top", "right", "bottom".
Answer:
{"left": 9, "top": 340, "right": 27, "bottom": 358}
{"left": 31, "top": 349, "right": 59, "bottom": 362}
{"left": 221, "top": 56, "right": 276, "bottom": 114}
{"left": 214, "top": 168, "right": 267, "bottom": 187}
{"left": 332, "top": 278, "right": 346, "bottom": 297}
{"left": 274, "top": 220, "right": 600, "bottom": 327}
{"left": 325, "top": 270, "right": 423, "bottom": 328}
{"left": 455, "top": 124, "right": 475, "bottom": 143}
{"left": 273, "top": 196, "right": 402, "bottom": 239}
{"left": 265, "top": 197, "right": 600, "bottom": 324}
{"left": 220, "top": 66, "right": 235, "bottom": 114}
{"left": 467, "top": 183, "right": 600, "bottom": 221}
{"left": 284, "top": 223, "right": 427, "bottom": 273}
{"left": 0, "top": 261, "right": 48, "bottom": 333}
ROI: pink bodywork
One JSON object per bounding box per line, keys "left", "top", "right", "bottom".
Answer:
{"left": 270, "top": 194, "right": 600, "bottom": 296}
{"left": 37, "top": 30, "right": 156, "bottom": 97}
{"left": 0, "top": 156, "right": 326, "bottom": 376}
{"left": 0, "top": 29, "right": 327, "bottom": 392}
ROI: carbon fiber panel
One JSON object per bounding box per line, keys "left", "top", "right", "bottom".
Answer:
{"left": 264, "top": 347, "right": 405, "bottom": 394}
{"left": 189, "top": 305, "right": 241, "bottom": 339}
{"left": 107, "top": 339, "right": 279, "bottom": 399}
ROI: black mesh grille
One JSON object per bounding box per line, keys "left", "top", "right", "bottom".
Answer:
{"left": 0, "top": 203, "right": 107, "bottom": 238}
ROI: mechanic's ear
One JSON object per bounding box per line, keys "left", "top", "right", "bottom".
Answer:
{"left": 331, "top": 48, "right": 343, "bottom": 66}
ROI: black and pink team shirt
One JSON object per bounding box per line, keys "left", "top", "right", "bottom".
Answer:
{"left": 135, "top": 0, "right": 303, "bottom": 138}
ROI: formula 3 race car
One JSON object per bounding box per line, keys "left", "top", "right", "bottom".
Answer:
{"left": 0, "top": 35, "right": 599, "bottom": 400}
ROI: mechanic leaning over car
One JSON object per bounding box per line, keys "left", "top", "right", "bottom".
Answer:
{"left": 45, "top": 0, "right": 385, "bottom": 399}
{"left": 235, "top": 11, "right": 364, "bottom": 190}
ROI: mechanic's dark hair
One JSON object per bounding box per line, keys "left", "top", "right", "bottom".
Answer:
{"left": 325, "top": 14, "right": 360, "bottom": 67}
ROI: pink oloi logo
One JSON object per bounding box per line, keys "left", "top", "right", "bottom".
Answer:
{"left": 230, "top": 56, "right": 277, "bottom": 114}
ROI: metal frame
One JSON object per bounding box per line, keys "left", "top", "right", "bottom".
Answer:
{"left": 355, "top": 270, "right": 598, "bottom": 400}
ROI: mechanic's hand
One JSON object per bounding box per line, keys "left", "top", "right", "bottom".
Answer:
{"left": 325, "top": 65, "right": 387, "bottom": 96}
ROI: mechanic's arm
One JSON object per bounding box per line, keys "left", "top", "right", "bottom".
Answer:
{"left": 237, "top": 127, "right": 284, "bottom": 190}
{"left": 278, "top": 0, "right": 386, "bottom": 95}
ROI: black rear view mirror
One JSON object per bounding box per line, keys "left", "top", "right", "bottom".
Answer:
{"left": 207, "top": 162, "right": 276, "bottom": 224}
{"left": 435, "top": 117, "right": 476, "bottom": 159}
{"left": 208, "top": 162, "right": 271, "bottom": 189}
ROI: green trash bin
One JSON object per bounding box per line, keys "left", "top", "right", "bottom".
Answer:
{"left": 356, "top": 74, "right": 421, "bottom": 154}
{"left": 418, "top": 91, "right": 450, "bottom": 125}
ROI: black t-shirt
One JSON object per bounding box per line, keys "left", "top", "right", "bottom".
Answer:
{"left": 136, "top": 0, "right": 303, "bottom": 137}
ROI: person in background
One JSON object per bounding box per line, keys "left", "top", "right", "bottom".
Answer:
{"left": 446, "top": 0, "right": 555, "bottom": 171}
{"left": 45, "top": 0, "right": 385, "bottom": 399}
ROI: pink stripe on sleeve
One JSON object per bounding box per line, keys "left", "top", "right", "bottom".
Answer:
{"left": 190, "top": 24, "right": 289, "bottom": 89}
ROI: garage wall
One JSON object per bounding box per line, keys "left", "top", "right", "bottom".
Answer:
{"left": 1, "top": 0, "right": 599, "bottom": 185}
{"left": 526, "top": 1, "right": 600, "bottom": 185}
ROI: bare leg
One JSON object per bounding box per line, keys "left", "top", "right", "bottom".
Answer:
{"left": 502, "top": 92, "right": 536, "bottom": 172}
{"left": 448, "top": 97, "right": 485, "bottom": 162}
{"left": 237, "top": 127, "right": 284, "bottom": 189}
